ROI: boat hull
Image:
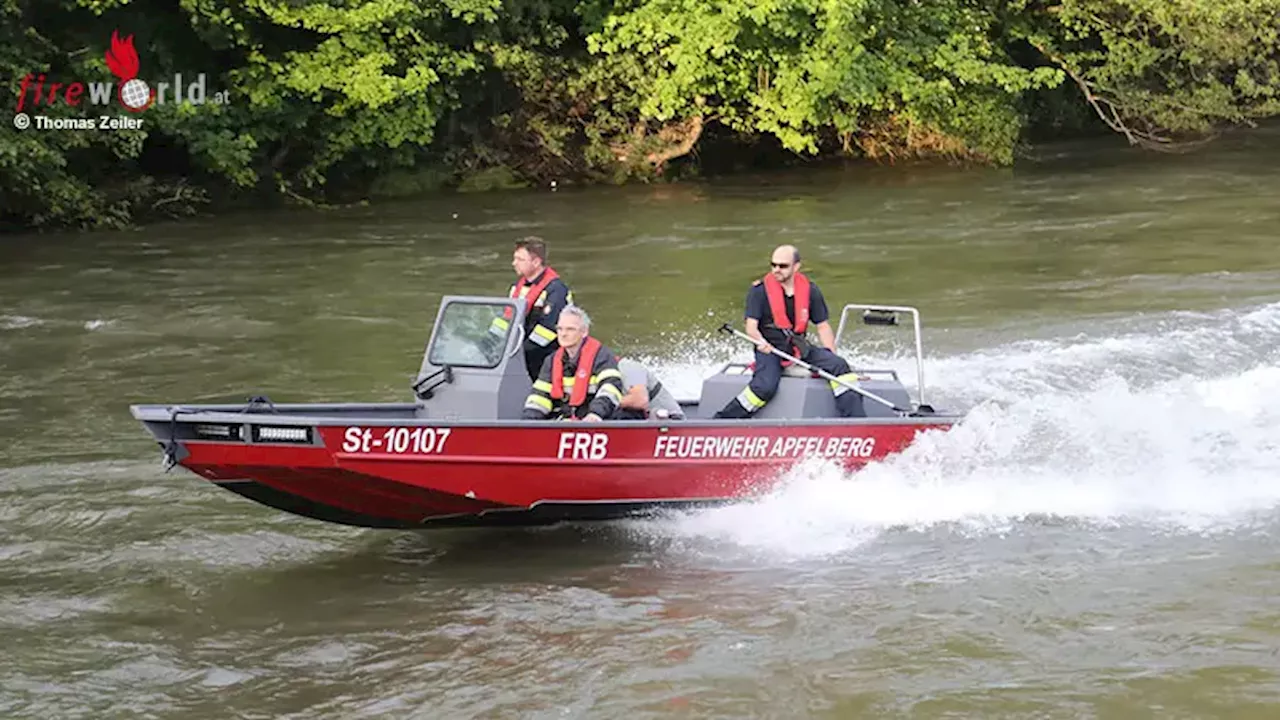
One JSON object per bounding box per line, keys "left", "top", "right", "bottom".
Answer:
{"left": 142, "top": 412, "right": 955, "bottom": 529}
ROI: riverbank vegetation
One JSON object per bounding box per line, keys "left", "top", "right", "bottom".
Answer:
{"left": 3, "top": 0, "right": 1277, "bottom": 232}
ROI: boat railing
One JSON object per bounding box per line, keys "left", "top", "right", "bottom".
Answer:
{"left": 833, "top": 303, "right": 926, "bottom": 407}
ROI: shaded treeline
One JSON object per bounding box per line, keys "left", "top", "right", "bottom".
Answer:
{"left": 2, "top": 0, "right": 1277, "bottom": 232}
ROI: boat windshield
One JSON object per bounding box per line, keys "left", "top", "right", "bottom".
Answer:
{"left": 427, "top": 300, "right": 512, "bottom": 369}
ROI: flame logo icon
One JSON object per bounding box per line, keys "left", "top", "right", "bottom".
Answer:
{"left": 104, "top": 30, "right": 154, "bottom": 112}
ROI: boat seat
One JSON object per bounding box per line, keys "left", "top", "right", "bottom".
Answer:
{"left": 745, "top": 361, "right": 820, "bottom": 379}
{"left": 782, "top": 364, "right": 817, "bottom": 378}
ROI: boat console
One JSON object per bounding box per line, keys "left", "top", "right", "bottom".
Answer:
{"left": 409, "top": 296, "right": 534, "bottom": 421}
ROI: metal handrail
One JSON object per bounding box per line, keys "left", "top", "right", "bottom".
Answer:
{"left": 834, "top": 303, "right": 926, "bottom": 407}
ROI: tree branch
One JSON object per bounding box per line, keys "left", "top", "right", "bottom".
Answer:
{"left": 645, "top": 115, "right": 704, "bottom": 166}
{"left": 1031, "top": 41, "right": 1202, "bottom": 152}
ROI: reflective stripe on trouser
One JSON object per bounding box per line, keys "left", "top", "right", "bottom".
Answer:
{"left": 804, "top": 348, "right": 859, "bottom": 418}
{"left": 734, "top": 386, "right": 766, "bottom": 411}
{"left": 715, "top": 350, "right": 783, "bottom": 418}
{"left": 829, "top": 373, "right": 861, "bottom": 395}
{"left": 742, "top": 350, "right": 786, "bottom": 411}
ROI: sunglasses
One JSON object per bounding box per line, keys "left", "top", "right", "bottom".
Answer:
{"left": 770, "top": 262, "right": 791, "bottom": 269}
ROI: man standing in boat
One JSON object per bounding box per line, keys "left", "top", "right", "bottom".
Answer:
{"left": 522, "top": 305, "right": 626, "bottom": 421}
{"left": 491, "top": 236, "right": 575, "bottom": 381}
{"left": 714, "top": 244, "right": 863, "bottom": 419}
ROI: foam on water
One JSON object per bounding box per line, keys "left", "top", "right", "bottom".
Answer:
{"left": 632, "top": 301, "right": 1280, "bottom": 557}
{"left": 0, "top": 315, "right": 43, "bottom": 329}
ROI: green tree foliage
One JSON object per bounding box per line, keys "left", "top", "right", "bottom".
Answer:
{"left": 588, "top": 0, "right": 1065, "bottom": 165}
{"left": 1022, "top": 0, "right": 1280, "bottom": 149}
{"left": 2, "top": 0, "right": 1277, "bottom": 232}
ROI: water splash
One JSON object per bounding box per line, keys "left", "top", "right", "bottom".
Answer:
{"left": 634, "top": 301, "right": 1280, "bottom": 557}
{"left": 0, "top": 315, "right": 43, "bottom": 329}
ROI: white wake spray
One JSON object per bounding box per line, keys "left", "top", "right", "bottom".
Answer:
{"left": 627, "top": 301, "right": 1280, "bottom": 557}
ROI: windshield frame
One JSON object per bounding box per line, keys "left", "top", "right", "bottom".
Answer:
{"left": 424, "top": 297, "right": 521, "bottom": 370}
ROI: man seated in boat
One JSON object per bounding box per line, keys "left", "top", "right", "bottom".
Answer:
{"left": 613, "top": 358, "right": 686, "bottom": 420}
{"left": 522, "top": 305, "right": 626, "bottom": 422}
{"left": 714, "top": 244, "right": 863, "bottom": 419}
{"left": 489, "top": 236, "right": 575, "bottom": 381}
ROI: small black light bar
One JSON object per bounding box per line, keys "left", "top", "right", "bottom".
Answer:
{"left": 193, "top": 424, "right": 243, "bottom": 440}
{"left": 251, "top": 425, "right": 313, "bottom": 444}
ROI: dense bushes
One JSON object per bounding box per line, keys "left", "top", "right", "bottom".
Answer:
{"left": 2, "top": 0, "right": 1277, "bottom": 231}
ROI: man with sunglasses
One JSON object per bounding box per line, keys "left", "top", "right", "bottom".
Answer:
{"left": 714, "top": 245, "right": 863, "bottom": 419}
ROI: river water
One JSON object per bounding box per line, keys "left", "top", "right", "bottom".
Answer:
{"left": 3, "top": 130, "right": 1280, "bottom": 718}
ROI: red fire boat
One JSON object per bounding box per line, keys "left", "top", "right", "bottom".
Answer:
{"left": 130, "top": 295, "right": 962, "bottom": 529}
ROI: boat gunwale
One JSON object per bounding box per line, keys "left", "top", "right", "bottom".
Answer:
{"left": 129, "top": 402, "right": 962, "bottom": 428}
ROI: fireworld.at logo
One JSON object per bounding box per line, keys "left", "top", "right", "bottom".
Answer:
{"left": 13, "top": 30, "right": 229, "bottom": 114}
{"left": 105, "top": 30, "right": 155, "bottom": 111}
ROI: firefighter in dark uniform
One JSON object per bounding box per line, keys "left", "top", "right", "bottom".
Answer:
{"left": 612, "top": 359, "right": 686, "bottom": 420}
{"left": 522, "top": 305, "right": 626, "bottom": 421}
{"left": 714, "top": 244, "right": 863, "bottom": 419}
{"left": 490, "top": 236, "right": 574, "bottom": 381}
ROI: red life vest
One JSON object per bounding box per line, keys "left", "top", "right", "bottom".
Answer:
{"left": 551, "top": 336, "right": 602, "bottom": 415}
{"left": 762, "top": 272, "right": 810, "bottom": 364}
{"left": 504, "top": 268, "right": 560, "bottom": 320}
{"left": 763, "top": 271, "right": 810, "bottom": 334}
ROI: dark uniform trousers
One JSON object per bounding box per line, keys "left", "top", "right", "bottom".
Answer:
{"left": 716, "top": 346, "right": 861, "bottom": 418}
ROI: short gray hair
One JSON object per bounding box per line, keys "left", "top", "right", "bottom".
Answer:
{"left": 559, "top": 304, "right": 591, "bottom": 331}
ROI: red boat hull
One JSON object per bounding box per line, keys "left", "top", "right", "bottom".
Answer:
{"left": 172, "top": 421, "right": 953, "bottom": 528}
